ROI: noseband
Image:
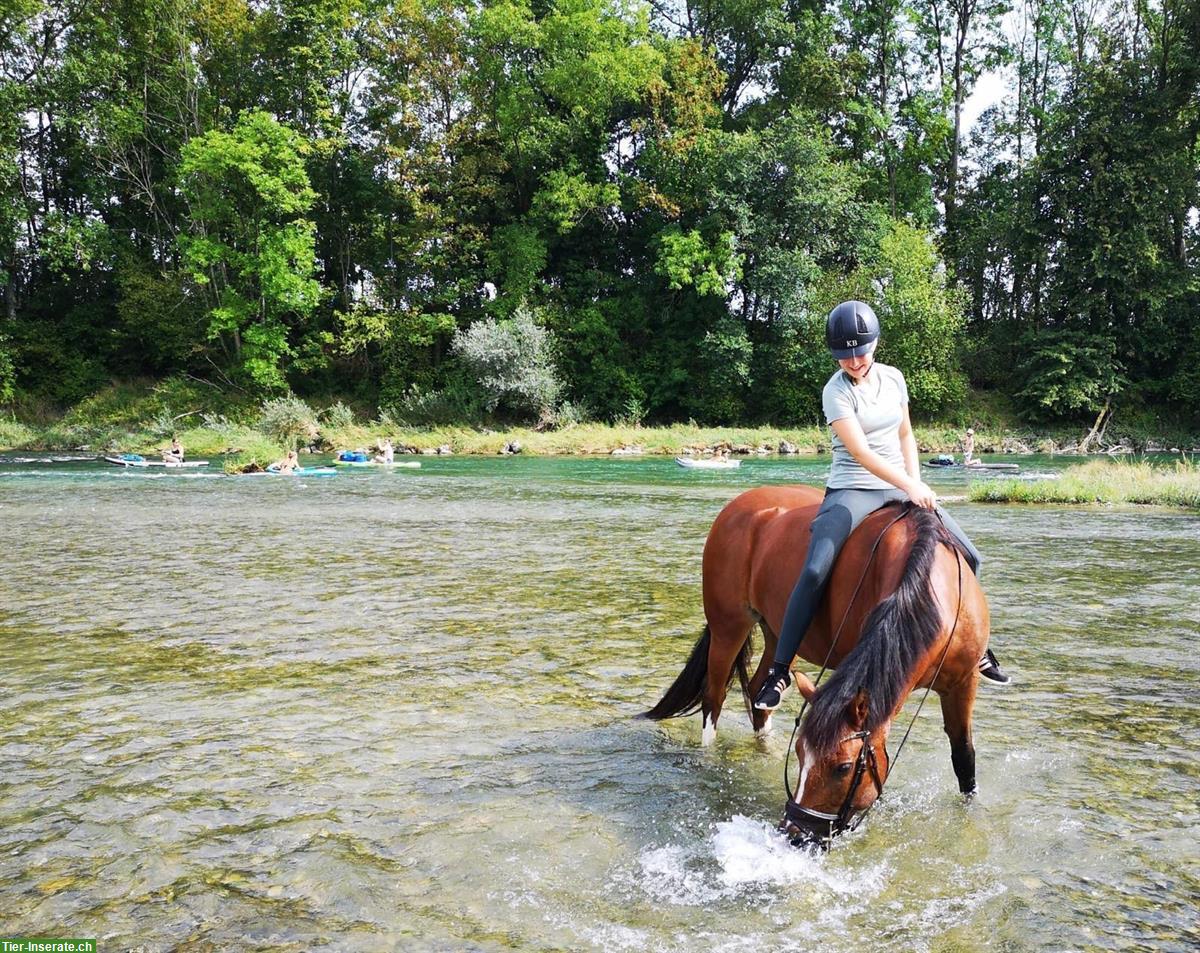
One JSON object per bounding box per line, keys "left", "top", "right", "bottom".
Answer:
{"left": 782, "top": 729, "right": 887, "bottom": 848}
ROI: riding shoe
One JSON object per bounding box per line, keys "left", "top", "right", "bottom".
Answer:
{"left": 753, "top": 664, "right": 792, "bottom": 711}
{"left": 978, "top": 648, "right": 1012, "bottom": 685}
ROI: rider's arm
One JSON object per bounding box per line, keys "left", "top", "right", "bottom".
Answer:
{"left": 830, "top": 415, "right": 936, "bottom": 508}
{"left": 898, "top": 405, "right": 920, "bottom": 480}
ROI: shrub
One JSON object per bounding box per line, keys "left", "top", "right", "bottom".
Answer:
{"left": 321, "top": 401, "right": 355, "bottom": 430}
{"left": 452, "top": 303, "right": 561, "bottom": 419}
{"left": 386, "top": 383, "right": 484, "bottom": 427}
{"left": 257, "top": 395, "right": 319, "bottom": 447}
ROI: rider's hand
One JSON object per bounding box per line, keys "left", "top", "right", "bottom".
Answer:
{"left": 906, "top": 479, "right": 938, "bottom": 510}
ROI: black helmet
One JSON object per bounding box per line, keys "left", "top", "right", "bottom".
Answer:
{"left": 826, "top": 300, "right": 880, "bottom": 359}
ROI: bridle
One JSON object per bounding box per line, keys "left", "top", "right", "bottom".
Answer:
{"left": 783, "top": 728, "right": 888, "bottom": 848}
{"left": 780, "top": 504, "right": 965, "bottom": 848}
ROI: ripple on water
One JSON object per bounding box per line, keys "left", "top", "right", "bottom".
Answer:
{"left": 0, "top": 458, "right": 1197, "bottom": 951}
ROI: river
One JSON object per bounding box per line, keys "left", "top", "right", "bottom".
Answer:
{"left": 0, "top": 455, "right": 1196, "bottom": 951}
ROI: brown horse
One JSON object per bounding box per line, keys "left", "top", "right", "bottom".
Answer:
{"left": 643, "top": 485, "right": 989, "bottom": 846}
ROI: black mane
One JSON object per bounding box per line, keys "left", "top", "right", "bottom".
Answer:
{"left": 802, "top": 505, "right": 965, "bottom": 758}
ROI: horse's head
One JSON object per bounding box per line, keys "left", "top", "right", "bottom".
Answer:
{"left": 782, "top": 689, "right": 890, "bottom": 850}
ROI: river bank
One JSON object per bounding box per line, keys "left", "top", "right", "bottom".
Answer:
{"left": 1, "top": 379, "right": 1196, "bottom": 458}
{"left": 5, "top": 416, "right": 1198, "bottom": 459}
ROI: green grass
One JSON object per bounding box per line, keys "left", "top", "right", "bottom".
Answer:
{"left": 0, "top": 417, "right": 36, "bottom": 448}
{"left": 1, "top": 378, "right": 1197, "bottom": 459}
{"left": 969, "top": 459, "right": 1200, "bottom": 509}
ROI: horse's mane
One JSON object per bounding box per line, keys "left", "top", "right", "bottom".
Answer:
{"left": 802, "top": 505, "right": 966, "bottom": 758}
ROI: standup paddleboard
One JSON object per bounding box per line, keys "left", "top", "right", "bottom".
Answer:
{"left": 105, "top": 455, "right": 209, "bottom": 469}
{"left": 923, "top": 457, "right": 1020, "bottom": 472}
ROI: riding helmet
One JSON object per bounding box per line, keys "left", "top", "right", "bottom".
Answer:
{"left": 826, "top": 300, "right": 880, "bottom": 359}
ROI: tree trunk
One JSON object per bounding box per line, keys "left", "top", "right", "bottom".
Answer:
{"left": 1079, "top": 396, "right": 1111, "bottom": 453}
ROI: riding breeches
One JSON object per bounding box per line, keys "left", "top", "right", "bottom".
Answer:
{"left": 772, "top": 487, "right": 982, "bottom": 667}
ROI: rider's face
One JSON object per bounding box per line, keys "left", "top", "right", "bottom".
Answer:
{"left": 837, "top": 341, "right": 877, "bottom": 381}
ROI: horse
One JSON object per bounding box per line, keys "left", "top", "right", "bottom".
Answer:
{"left": 643, "top": 485, "right": 990, "bottom": 847}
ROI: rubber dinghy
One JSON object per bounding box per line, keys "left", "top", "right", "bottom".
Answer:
{"left": 105, "top": 454, "right": 210, "bottom": 468}
{"left": 675, "top": 456, "right": 741, "bottom": 469}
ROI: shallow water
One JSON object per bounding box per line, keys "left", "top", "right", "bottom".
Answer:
{"left": 1, "top": 456, "right": 1197, "bottom": 951}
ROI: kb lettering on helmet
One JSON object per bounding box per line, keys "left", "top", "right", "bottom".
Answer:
{"left": 846, "top": 338, "right": 857, "bottom": 346}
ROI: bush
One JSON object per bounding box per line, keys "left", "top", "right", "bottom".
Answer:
{"left": 321, "top": 401, "right": 355, "bottom": 430}
{"left": 386, "top": 382, "right": 484, "bottom": 427}
{"left": 452, "top": 303, "right": 562, "bottom": 419}
{"left": 0, "top": 336, "right": 15, "bottom": 406}
{"left": 257, "top": 395, "right": 319, "bottom": 447}
{"left": 1016, "top": 333, "right": 1127, "bottom": 422}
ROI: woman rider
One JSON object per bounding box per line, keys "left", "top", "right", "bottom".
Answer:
{"left": 753, "top": 300, "right": 1010, "bottom": 711}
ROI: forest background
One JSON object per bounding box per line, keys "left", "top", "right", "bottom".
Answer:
{"left": 1, "top": 0, "right": 1197, "bottom": 449}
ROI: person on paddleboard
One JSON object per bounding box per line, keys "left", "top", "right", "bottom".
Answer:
{"left": 374, "top": 438, "right": 395, "bottom": 464}
{"left": 274, "top": 449, "right": 301, "bottom": 474}
{"left": 963, "top": 428, "right": 976, "bottom": 466}
{"left": 162, "top": 436, "right": 184, "bottom": 464}
{"left": 752, "top": 301, "right": 1010, "bottom": 712}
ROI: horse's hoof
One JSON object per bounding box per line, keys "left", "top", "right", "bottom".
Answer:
{"left": 701, "top": 715, "right": 716, "bottom": 746}
{"left": 961, "top": 784, "right": 979, "bottom": 801}
{"left": 754, "top": 714, "right": 774, "bottom": 737}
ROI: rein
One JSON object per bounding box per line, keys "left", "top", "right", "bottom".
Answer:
{"left": 782, "top": 504, "right": 909, "bottom": 799}
{"left": 782, "top": 506, "right": 966, "bottom": 846}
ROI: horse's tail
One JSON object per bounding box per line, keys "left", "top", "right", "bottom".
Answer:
{"left": 641, "top": 624, "right": 755, "bottom": 720}
{"left": 642, "top": 625, "right": 710, "bottom": 719}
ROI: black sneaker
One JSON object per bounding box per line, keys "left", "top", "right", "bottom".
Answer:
{"left": 979, "top": 648, "right": 1012, "bottom": 685}
{"left": 753, "top": 664, "right": 792, "bottom": 711}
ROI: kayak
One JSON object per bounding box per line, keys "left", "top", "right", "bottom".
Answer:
{"left": 923, "top": 458, "right": 1020, "bottom": 472}
{"left": 105, "top": 455, "right": 209, "bottom": 469}
{"left": 675, "top": 456, "right": 741, "bottom": 470}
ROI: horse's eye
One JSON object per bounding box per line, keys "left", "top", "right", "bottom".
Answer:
{"left": 835, "top": 762, "right": 853, "bottom": 775}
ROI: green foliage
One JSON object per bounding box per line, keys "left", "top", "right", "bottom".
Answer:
{"left": 862, "top": 219, "right": 968, "bottom": 413}
{"left": 690, "top": 317, "right": 753, "bottom": 423}
{"left": 257, "top": 395, "right": 320, "bottom": 447}
{"left": 1, "top": 0, "right": 1196, "bottom": 434}
{"left": 970, "top": 460, "right": 1200, "bottom": 510}
{"left": 452, "top": 304, "right": 562, "bottom": 418}
{"left": 0, "top": 335, "right": 14, "bottom": 405}
{"left": 177, "top": 111, "right": 320, "bottom": 391}
{"left": 654, "top": 227, "right": 742, "bottom": 297}
{"left": 1016, "top": 335, "right": 1128, "bottom": 421}
{"left": 386, "top": 378, "right": 486, "bottom": 428}
{"left": 321, "top": 401, "right": 355, "bottom": 431}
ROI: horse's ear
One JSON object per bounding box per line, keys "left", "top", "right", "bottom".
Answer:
{"left": 846, "top": 689, "right": 870, "bottom": 730}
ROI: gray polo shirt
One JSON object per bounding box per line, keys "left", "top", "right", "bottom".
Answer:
{"left": 822, "top": 362, "right": 909, "bottom": 490}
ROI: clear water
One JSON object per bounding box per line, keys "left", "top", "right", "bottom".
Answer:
{"left": 1, "top": 455, "right": 1197, "bottom": 951}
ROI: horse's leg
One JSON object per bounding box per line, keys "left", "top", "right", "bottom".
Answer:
{"left": 939, "top": 678, "right": 979, "bottom": 796}
{"left": 700, "top": 613, "right": 756, "bottom": 746}
{"left": 746, "top": 619, "right": 780, "bottom": 736}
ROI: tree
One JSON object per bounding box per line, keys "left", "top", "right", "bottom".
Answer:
{"left": 177, "top": 110, "right": 321, "bottom": 390}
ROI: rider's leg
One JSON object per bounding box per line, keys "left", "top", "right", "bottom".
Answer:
{"left": 754, "top": 487, "right": 906, "bottom": 710}
{"left": 933, "top": 506, "right": 982, "bottom": 578}
{"left": 935, "top": 505, "right": 1011, "bottom": 686}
